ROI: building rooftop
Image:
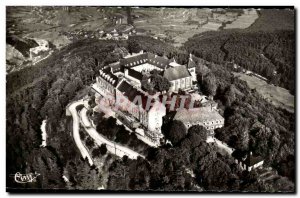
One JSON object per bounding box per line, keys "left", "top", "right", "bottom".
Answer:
{"left": 147, "top": 53, "right": 170, "bottom": 68}
{"left": 163, "top": 65, "right": 191, "bottom": 81}
{"left": 120, "top": 52, "right": 173, "bottom": 70}
{"left": 99, "top": 67, "right": 119, "bottom": 87}
{"left": 174, "top": 107, "right": 224, "bottom": 124}
{"left": 120, "top": 53, "right": 149, "bottom": 67}
{"left": 117, "top": 80, "right": 155, "bottom": 111}
{"left": 127, "top": 67, "right": 144, "bottom": 81}
{"left": 232, "top": 150, "right": 264, "bottom": 166}
{"left": 107, "top": 62, "right": 121, "bottom": 72}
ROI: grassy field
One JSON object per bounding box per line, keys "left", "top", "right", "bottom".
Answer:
{"left": 132, "top": 8, "right": 207, "bottom": 47}
{"left": 233, "top": 72, "right": 294, "bottom": 113}
{"left": 132, "top": 8, "right": 259, "bottom": 47}
{"left": 7, "top": 7, "right": 269, "bottom": 49}
{"left": 224, "top": 9, "right": 258, "bottom": 29}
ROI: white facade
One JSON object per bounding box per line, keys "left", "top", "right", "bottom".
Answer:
{"left": 184, "top": 119, "right": 224, "bottom": 130}
{"left": 169, "top": 76, "right": 193, "bottom": 92}
{"left": 148, "top": 101, "right": 166, "bottom": 132}
{"left": 115, "top": 86, "right": 166, "bottom": 135}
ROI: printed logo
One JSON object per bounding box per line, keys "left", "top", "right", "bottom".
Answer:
{"left": 14, "top": 172, "right": 40, "bottom": 184}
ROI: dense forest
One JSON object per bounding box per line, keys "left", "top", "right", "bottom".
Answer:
{"left": 114, "top": 34, "right": 295, "bottom": 191}
{"left": 6, "top": 39, "right": 127, "bottom": 190}
{"left": 248, "top": 9, "right": 294, "bottom": 32}
{"left": 184, "top": 30, "right": 295, "bottom": 94}
{"left": 107, "top": 126, "right": 243, "bottom": 191}
{"left": 183, "top": 9, "right": 295, "bottom": 93}
{"left": 200, "top": 60, "right": 295, "bottom": 184}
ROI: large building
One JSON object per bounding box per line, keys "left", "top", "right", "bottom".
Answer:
{"left": 94, "top": 51, "right": 224, "bottom": 144}
{"left": 174, "top": 105, "right": 225, "bottom": 132}
{"left": 96, "top": 67, "right": 119, "bottom": 97}
{"left": 119, "top": 52, "right": 197, "bottom": 92}
{"left": 116, "top": 80, "right": 166, "bottom": 133}
{"left": 163, "top": 65, "right": 193, "bottom": 92}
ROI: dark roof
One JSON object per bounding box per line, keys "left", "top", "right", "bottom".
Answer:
{"left": 120, "top": 53, "right": 170, "bottom": 69}
{"left": 147, "top": 53, "right": 170, "bottom": 68}
{"left": 244, "top": 155, "right": 264, "bottom": 166}
{"left": 117, "top": 80, "right": 154, "bottom": 111}
{"left": 117, "top": 80, "right": 132, "bottom": 93}
{"left": 120, "top": 53, "right": 148, "bottom": 67}
{"left": 163, "top": 65, "right": 191, "bottom": 81}
{"left": 127, "top": 68, "right": 144, "bottom": 81}
{"left": 99, "top": 67, "right": 119, "bottom": 87}
{"left": 108, "top": 63, "right": 121, "bottom": 72}
{"left": 117, "top": 81, "right": 139, "bottom": 102}
{"left": 232, "top": 150, "right": 264, "bottom": 166}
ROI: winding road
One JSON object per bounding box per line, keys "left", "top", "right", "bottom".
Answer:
{"left": 68, "top": 100, "right": 94, "bottom": 166}
{"left": 79, "top": 107, "right": 143, "bottom": 159}
{"left": 67, "top": 99, "right": 143, "bottom": 165}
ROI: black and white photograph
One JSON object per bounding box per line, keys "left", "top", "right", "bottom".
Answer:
{"left": 5, "top": 5, "right": 296, "bottom": 193}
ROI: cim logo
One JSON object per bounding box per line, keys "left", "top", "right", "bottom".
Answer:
{"left": 14, "top": 172, "right": 40, "bottom": 184}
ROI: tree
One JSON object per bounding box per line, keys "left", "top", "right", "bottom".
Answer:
{"left": 92, "top": 147, "right": 101, "bottom": 158}
{"left": 88, "top": 95, "right": 96, "bottom": 108}
{"left": 86, "top": 137, "right": 95, "bottom": 148}
{"left": 224, "top": 84, "right": 236, "bottom": 106}
{"left": 73, "top": 158, "right": 102, "bottom": 190}
{"left": 108, "top": 160, "right": 131, "bottom": 190}
{"left": 167, "top": 120, "right": 187, "bottom": 145}
{"left": 187, "top": 125, "right": 208, "bottom": 147}
{"left": 151, "top": 73, "right": 171, "bottom": 92}
{"left": 96, "top": 117, "right": 118, "bottom": 140}
{"left": 100, "top": 144, "right": 108, "bottom": 155}
{"left": 128, "top": 38, "right": 142, "bottom": 53}
{"left": 202, "top": 73, "right": 217, "bottom": 96}
{"left": 63, "top": 81, "right": 77, "bottom": 99}
{"left": 32, "top": 81, "right": 47, "bottom": 110}
{"left": 197, "top": 63, "right": 210, "bottom": 84}
{"left": 142, "top": 81, "right": 154, "bottom": 93}
{"left": 26, "top": 147, "right": 65, "bottom": 189}
{"left": 79, "top": 129, "right": 86, "bottom": 140}
{"left": 115, "top": 126, "right": 130, "bottom": 145}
